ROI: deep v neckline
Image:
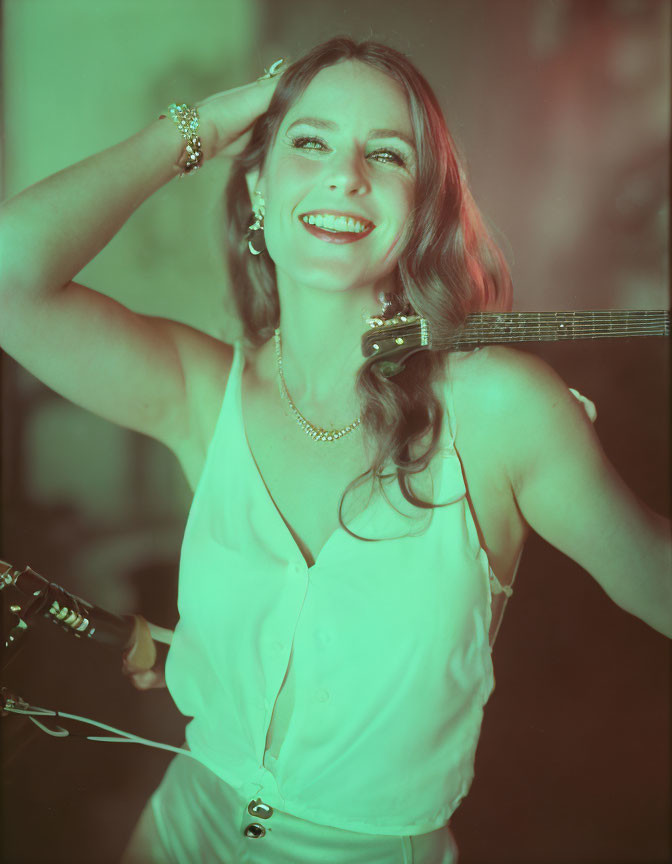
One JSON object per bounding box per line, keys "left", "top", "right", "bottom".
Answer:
{"left": 236, "top": 342, "right": 360, "bottom": 570}
{"left": 233, "top": 341, "right": 475, "bottom": 575}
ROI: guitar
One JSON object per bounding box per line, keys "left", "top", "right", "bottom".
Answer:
{"left": 361, "top": 309, "right": 670, "bottom": 378}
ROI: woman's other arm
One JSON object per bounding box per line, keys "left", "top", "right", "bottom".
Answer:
{"left": 479, "top": 346, "right": 671, "bottom": 638}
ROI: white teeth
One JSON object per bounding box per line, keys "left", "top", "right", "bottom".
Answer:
{"left": 301, "top": 213, "right": 371, "bottom": 233}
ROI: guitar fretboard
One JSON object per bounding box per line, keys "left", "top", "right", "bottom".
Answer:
{"left": 449, "top": 310, "right": 669, "bottom": 348}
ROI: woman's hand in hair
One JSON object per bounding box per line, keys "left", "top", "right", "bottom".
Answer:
{"left": 196, "top": 62, "right": 286, "bottom": 160}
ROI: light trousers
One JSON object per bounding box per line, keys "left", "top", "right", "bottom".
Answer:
{"left": 119, "top": 744, "right": 458, "bottom": 864}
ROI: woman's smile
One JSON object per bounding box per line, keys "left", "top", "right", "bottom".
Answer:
{"left": 299, "top": 217, "right": 376, "bottom": 244}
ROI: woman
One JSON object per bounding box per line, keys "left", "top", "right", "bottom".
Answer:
{"left": 0, "top": 36, "right": 669, "bottom": 864}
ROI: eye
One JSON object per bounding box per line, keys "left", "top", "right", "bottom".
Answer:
{"left": 290, "top": 135, "right": 407, "bottom": 167}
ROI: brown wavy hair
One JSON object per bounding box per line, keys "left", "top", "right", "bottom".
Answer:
{"left": 225, "top": 36, "right": 513, "bottom": 541}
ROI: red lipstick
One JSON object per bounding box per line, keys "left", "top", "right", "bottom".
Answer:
{"left": 300, "top": 220, "right": 374, "bottom": 244}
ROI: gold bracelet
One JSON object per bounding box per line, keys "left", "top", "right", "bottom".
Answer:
{"left": 159, "top": 102, "right": 204, "bottom": 178}
{"left": 161, "top": 59, "right": 285, "bottom": 177}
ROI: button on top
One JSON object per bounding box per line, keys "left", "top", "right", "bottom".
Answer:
{"left": 247, "top": 798, "right": 274, "bottom": 819}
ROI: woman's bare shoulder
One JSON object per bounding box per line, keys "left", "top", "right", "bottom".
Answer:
{"left": 445, "top": 344, "right": 580, "bottom": 448}
{"left": 447, "top": 343, "right": 596, "bottom": 472}
{"left": 446, "top": 344, "right": 548, "bottom": 406}
{"left": 448, "top": 343, "right": 567, "bottom": 388}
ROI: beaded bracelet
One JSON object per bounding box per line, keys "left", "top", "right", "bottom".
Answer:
{"left": 160, "top": 59, "right": 286, "bottom": 178}
{"left": 158, "top": 102, "right": 203, "bottom": 178}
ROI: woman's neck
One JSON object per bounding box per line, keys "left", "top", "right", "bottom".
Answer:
{"left": 270, "top": 278, "right": 382, "bottom": 407}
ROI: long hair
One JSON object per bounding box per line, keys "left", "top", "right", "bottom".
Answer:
{"left": 225, "top": 36, "right": 513, "bottom": 540}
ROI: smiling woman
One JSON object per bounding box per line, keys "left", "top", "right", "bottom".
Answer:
{"left": 118, "top": 35, "right": 671, "bottom": 864}
{"left": 226, "top": 38, "right": 513, "bottom": 536}
{"left": 1, "top": 23, "right": 667, "bottom": 864}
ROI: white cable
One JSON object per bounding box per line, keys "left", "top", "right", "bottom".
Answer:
{"left": 4, "top": 704, "right": 200, "bottom": 762}
{"left": 29, "top": 716, "right": 69, "bottom": 737}
{"left": 83, "top": 736, "right": 200, "bottom": 761}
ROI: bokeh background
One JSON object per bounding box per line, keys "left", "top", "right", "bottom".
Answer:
{"left": 0, "top": 1, "right": 669, "bottom": 862}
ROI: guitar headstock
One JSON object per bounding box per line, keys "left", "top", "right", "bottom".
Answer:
{"left": 360, "top": 314, "right": 432, "bottom": 377}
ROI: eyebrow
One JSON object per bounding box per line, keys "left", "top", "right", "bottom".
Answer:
{"left": 286, "top": 116, "right": 416, "bottom": 152}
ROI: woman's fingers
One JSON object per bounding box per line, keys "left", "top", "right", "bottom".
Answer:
{"left": 122, "top": 615, "right": 156, "bottom": 673}
{"left": 146, "top": 622, "right": 174, "bottom": 646}
{"left": 196, "top": 61, "right": 286, "bottom": 159}
{"left": 122, "top": 616, "right": 170, "bottom": 689}
{"left": 220, "top": 127, "right": 254, "bottom": 158}
{"left": 128, "top": 667, "right": 167, "bottom": 690}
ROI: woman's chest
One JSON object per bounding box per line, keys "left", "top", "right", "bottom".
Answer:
{"left": 177, "top": 357, "right": 527, "bottom": 587}
{"left": 238, "top": 376, "right": 376, "bottom": 568}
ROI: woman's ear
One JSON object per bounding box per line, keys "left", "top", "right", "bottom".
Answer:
{"left": 245, "top": 168, "right": 261, "bottom": 207}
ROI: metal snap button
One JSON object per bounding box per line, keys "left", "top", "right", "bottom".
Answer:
{"left": 244, "top": 822, "right": 266, "bottom": 838}
{"left": 247, "top": 798, "right": 274, "bottom": 818}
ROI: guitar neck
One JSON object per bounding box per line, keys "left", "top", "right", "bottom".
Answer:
{"left": 449, "top": 310, "right": 670, "bottom": 349}
{"left": 360, "top": 309, "right": 669, "bottom": 374}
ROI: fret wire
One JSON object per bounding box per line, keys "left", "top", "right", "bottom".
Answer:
{"left": 446, "top": 328, "right": 665, "bottom": 338}
{"left": 462, "top": 318, "right": 664, "bottom": 331}
{"left": 445, "top": 333, "right": 665, "bottom": 339}
{"left": 441, "top": 332, "right": 664, "bottom": 346}
{"left": 443, "top": 328, "right": 665, "bottom": 336}
{"left": 458, "top": 328, "right": 666, "bottom": 336}
{"left": 436, "top": 327, "right": 666, "bottom": 346}
{"left": 467, "top": 315, "right": 665, "bottom": 321}
{"left": 455, "top": 326, "right": 665, "bottom": 335}
{"left": 446, "top": 321, "right": 664, "bottom": 335}
{"left": 462, "top": 321, "right": 666, "bottom": 327}
{"left": 483, "top": 311, "right": 664, "bottom": 314}
{"left": 444, "top": 339, "right": 665, "bottom": 346}
{"left": 464, "top": 316, "right": 665, "bottom": 325}
{"left": 474, "top": 314, "right": 664, "bottom": 318}
{"left": 472, "top": 312, "right": 667, "bottom": 325}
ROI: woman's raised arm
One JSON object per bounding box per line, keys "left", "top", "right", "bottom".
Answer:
{"left": 0, "top": 71, "right": 282, "bottom": 452}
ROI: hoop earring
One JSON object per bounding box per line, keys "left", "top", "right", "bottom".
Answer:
{"left": 247, "top": 191, "right": 266, "bottom": 255}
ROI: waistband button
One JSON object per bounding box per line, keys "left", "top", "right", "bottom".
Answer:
{"left": 247, "top": 798, "right": 274, "bottom": 818}
{"left": 244, "top": 823, "right": 266, "bottom": 839}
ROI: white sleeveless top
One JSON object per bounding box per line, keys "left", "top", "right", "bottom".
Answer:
{"left": 165, "top": 340, "right": 597, "bottom": 836}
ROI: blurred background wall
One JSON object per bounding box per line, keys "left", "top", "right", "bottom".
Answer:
{"left": 0, "top": 0, "right": 669, "bottom": 862}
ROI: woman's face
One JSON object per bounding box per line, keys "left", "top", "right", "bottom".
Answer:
{"left": 254, "top": 60, "right": 417, "bottom": 295}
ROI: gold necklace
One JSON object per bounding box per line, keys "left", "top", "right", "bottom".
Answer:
{"left": 274, "top": 328, "right": 361, "bottom": 442}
